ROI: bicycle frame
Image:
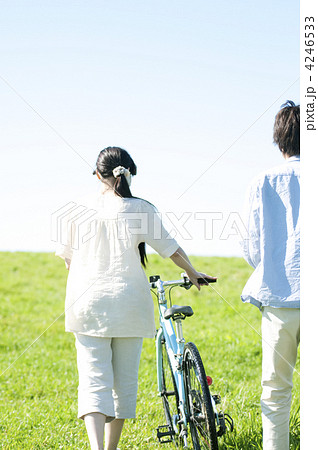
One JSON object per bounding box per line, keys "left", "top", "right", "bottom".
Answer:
{"left": 153, "top": 277, "right": 190, "bottom": 445}
{"left": 151, "top": 274, "right": 234, "bottom": 449}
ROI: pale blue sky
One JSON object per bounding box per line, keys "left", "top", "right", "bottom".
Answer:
{"left": 0, "top": 0, "right": 300, "bottom": 255}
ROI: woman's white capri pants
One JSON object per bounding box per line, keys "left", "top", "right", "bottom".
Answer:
{"left": 74, "top": 334, "right": 143, "bottom": 420}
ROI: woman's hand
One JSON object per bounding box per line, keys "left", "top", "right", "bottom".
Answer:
{"left": 186, "top": 271, "right": 217, "bottom": 291}
{"left": 65, "top": 258, "right": 71, "bottom": 270}
{"left": 170, "top": 247, "right": 217, "bottom": 290}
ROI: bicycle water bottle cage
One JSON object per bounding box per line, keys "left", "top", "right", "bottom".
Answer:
{"left": 164, "top": 305, "right": 194, "bottom": 321}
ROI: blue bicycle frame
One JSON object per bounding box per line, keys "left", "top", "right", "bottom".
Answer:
{"left": 154, "top": 277, "right": 190, "bottom": 446}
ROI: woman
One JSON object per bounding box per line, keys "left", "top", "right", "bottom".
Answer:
{"left": 56, "top": 147, "right": 214, "bottom": 450}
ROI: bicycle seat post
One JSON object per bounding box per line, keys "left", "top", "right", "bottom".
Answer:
{"left": 175, "top": 319, "right": 185, "bottom": 344}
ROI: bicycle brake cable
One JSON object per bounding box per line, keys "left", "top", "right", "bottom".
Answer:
{"left": 150, "top": 289, "right": 159, "bottom": 299}
{"left": 168, "top": 285, "right": 178, "bottom": 308}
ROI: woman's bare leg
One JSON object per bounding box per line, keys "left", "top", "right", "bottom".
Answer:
{"left": 84, "top": 412, "right": 106, "bottom": 450}
{"left": 104, "top": 419, "right": 125, "bottom": 450}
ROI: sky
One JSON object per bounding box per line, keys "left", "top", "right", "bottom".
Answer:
{"left": 0, "top": 0, "right": 300, "bottom": 256}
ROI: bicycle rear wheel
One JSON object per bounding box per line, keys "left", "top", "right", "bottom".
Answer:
{"left": 183, "top": 342, "right": 218, "bottom": 450}
{"left": 161, "top": 338, "right": 180, "bottom": 444}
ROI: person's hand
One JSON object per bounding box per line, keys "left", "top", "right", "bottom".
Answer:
{"left": 65, "top": 258, "right": 71, "bottom": 270}
{"left": 186, "top": 271, "right": 217, "bottom": 290}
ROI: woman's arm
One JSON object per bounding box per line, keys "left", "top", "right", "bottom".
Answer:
{"left": 170, "top": 246, "right": 216, "bottom": 290}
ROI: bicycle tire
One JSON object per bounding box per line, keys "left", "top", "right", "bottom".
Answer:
{"left": 183, "top": 342, "right": 219, "bottom": 450}
{"left": 161, "top": 338, "right": 180, "bottom": 445}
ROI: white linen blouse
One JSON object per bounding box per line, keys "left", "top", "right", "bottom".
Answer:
{"left": 56, "top": 191, "right": 179, "bottom": 338}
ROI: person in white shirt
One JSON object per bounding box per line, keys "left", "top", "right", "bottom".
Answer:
{"left": 56, "top": 146, "right": 215, "bottom": 450}
{"left": 241, "top": 101, "right": 300, "bottom": 450}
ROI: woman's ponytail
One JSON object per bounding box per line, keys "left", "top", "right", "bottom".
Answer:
{"left": 94, "top": 147, "right": 148, "bottom": 267}
{"left": 114, "top": 173, "right": 133, "bottom": 198}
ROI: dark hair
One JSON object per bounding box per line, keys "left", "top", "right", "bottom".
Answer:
{"left": 94, "top": 146, "right": 147, "bottom": 267}
{"left": 273, "top": 100, "right": 300, "bottom": 156}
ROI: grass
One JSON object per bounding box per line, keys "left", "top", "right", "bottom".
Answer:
{"left": 0, "top": 252, "right": 300, "bottom": 449}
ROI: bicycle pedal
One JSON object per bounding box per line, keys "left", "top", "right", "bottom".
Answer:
{"left": 217, "top": 412, "right": 226, "bottom": 437}
{"left": 212, "top": 394, "right": 221, "bottom": 404}
{"left": 224, "top": 413, "right": 234, "bottom": 432}
{"left": 217, "top": 412, "right": 234, "bottom": 436}
{"left": 157, "top": 425, "right": 175, "bottom": 443}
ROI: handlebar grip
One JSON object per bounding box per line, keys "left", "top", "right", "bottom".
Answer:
{"left": 197, "top": 277, "right": 217, "bottom": 285}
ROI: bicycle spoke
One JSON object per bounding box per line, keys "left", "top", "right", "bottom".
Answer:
{"left": 190, "top": 372, "right": 210, "bottom": 444}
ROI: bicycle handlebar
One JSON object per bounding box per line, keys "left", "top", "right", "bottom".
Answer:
{"left": 149, "top": 274, "right": 217, "bottom": 289}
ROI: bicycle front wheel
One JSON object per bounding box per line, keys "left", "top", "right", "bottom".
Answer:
{"left": 183, "top": 342, "right": 218, "bottom": 450}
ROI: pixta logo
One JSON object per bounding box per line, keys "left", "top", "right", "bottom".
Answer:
{"left": 51, "top": 202, "right": 98, "bottom": 250}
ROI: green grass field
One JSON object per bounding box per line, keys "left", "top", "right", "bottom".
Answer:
{"left": 0, "top": 252, "right": 300, "bottom": 449}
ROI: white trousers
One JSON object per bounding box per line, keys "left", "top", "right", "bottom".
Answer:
{"left": 74, "top": 334, "right": 143, "bottom": 420}
{"left": 261, "top": 307, "right": 300, "bottom": 450}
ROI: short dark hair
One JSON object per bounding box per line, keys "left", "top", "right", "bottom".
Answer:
{"left": 273, "top": 100, "right": 300, "bottom": 156}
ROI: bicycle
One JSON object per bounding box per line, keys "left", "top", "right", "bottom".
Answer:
{"left": 149, "top": 273, "right": 233, "bottom": 449}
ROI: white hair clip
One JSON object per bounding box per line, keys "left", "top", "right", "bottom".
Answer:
{"left": 113, "top": 166, "right": 132, "bottom": 186}
{"left": 113, "top": 166, "right": 126, "bottom": 178}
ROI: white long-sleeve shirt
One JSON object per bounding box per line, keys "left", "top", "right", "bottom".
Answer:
{"left": 241, "top": 156, "right": 300, "bottom": 309}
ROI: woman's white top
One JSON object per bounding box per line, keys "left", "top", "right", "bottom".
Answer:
{"left": 56, "top": 191, "right": 179, "bottom": 338}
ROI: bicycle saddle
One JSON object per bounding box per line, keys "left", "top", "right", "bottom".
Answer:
{"left": 164, "top": 305, "right": 194, "bottom": 320}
